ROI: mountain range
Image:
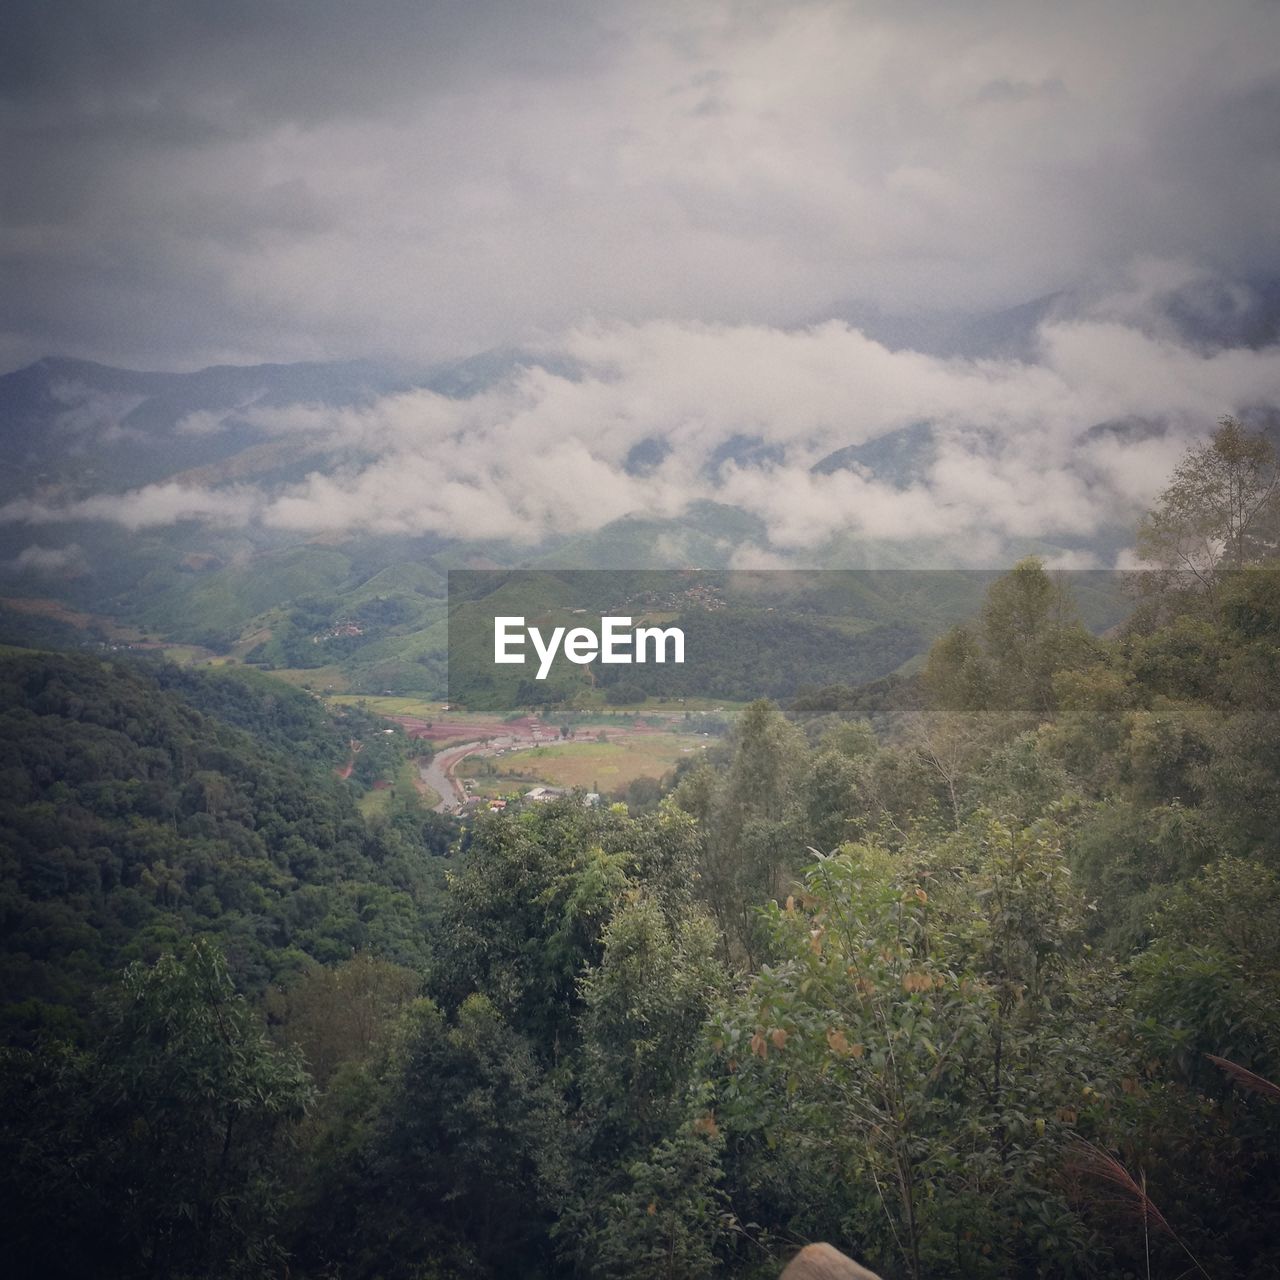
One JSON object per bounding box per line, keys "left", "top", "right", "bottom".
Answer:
{"left": 2, "top": 279, "right": 1277, "bottom": 695}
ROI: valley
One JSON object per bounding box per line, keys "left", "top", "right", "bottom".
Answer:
{"left": 329, "top": 699, "right": 727, "bottom": 812}
{"left": 6, "top": 7, "right": 1280, "bottom": 1274}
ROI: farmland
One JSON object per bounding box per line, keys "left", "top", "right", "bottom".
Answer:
{"left": 457, "top": 730, "right": 710, "bottom": 798}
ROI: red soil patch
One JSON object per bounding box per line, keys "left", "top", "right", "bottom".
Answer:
{"left": 390, "top": 714, "right": 541, "bottom": 742}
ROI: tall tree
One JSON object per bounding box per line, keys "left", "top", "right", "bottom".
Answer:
{"left": 923, "top": 558, "right": 1095, "bottom": 716}
{"left": 1, "top": 940, "right": 312, "bottom": 1279}
{"left": 679, "top": 700, "right": 807, "bottom": 967}
{"left": 1137, "top": 416, "right": 1280, "bottom": 585}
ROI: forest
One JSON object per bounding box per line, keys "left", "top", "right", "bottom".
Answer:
{"left": 1, "top": 418, "right": 1278, "bottom": 1279}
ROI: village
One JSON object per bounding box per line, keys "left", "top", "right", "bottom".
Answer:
{"left": 347, "top": 705, "right": 716, "bottom": 816}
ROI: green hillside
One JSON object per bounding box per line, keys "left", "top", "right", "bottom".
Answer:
{"left": 0, "top": 652, "right": 442, "bottom": 1042}
{"left": 444, "top": 568, "right": 1132, "bottom": 709}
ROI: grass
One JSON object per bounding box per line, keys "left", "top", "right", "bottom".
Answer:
{"left": 328, "top": 693, "right": 448, "bottom": 717}
{"left": 357, "top": 758, "right": 440, "bottom": 816}
{"left": 357, "top": 784, "right": 395, "bottom": 818}
{"left": 270, "top": 665, "right": 354, "bottom": 693}
{"left": 160, "top": 644, "right": 222, "bottom": 666}
{"left": 575, "top": 697, "right": 748, "bottom": 718}
{"left": 229, "top": 614, "right": 282, "bottom": 661}
{"left": 322, "top": 690, "right": 747, "bottom": 722}
{"left": 1, "top": 595, "right": 148, "bottom": 642}
{"left": 459, "top": 732, "right": 708, "bottom": 796}
{"left": 140, "top": 544, "right": 355, "bottom": 640}
{"left": 639, "top": 696, "right": 748, "bottom": 713}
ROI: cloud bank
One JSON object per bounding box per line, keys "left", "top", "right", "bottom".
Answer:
{"left": 8, "top": 543, "right": 86, "bottom": 574}
{"left": 6, "top": 279, "right": 1279, "bottom": 564}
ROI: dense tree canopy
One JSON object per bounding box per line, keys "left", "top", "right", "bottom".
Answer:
{"left": 0, "top": 653, "right": 439, "bottom": 1042}
{"left": 2, "top": 419, "right": 1278, "bottom": 1277}
{"left": 1137, "top": 415, "right": 1280, "bottom": 584}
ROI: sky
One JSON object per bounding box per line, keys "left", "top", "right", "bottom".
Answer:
{"left": 3, "top": 0, "right": 1280, "bottom": 372}
{"left": 2, "top": 1, "right": 1280, "bottom": 566}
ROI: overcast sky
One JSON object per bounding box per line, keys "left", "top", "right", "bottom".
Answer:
{"left": 4, "top": 0, "right": 1280, "bottom": 372}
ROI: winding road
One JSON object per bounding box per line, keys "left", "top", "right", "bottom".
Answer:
{"left": 420, "top": 740, "right": 485, "bottom": 812}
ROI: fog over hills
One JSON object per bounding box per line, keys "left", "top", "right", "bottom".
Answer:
{"left": 3, "top": 270, "right": 1279, "bottom": 598}
{"left": 8, "top": 9, "right": 1280, "bottom": 1277}
{"left": 3, "top": 0, "right": 1280, "bottom": 660}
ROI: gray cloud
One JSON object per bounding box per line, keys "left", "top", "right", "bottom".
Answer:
{"left": 3, "top": 1, "right": 1279, "bottom": 371}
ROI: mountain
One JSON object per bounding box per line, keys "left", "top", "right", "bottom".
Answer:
{"left": 827, "top": 293, "right": 1064, "bottom": 361}
{"left": 0, "top": 355, "right": 413, "bottom": 499}
{"left": 2, "top": 280, "right": 1275, "bottom": 694}
{"left": 0, "top": 650, "right": 439, "bottom": 1041}
{"left": 812, "top": 421, "right": 937, "bottom": 486}
{"left": 830, "top": 274, "right": 1280, "bottom": 360}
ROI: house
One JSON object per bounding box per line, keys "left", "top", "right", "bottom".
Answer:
{"left": 523, "top": 786, "right": 566, "bottom": 803}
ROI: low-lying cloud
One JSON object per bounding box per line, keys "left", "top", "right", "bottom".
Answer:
{"left": 5, "top": 276, "right": 1279, "bottom": 565}
{"left": 9, "top": 543, "right": 86, "bottom": 574}
{"left": 1, "top": 484, "right": 259, "bottom": 532}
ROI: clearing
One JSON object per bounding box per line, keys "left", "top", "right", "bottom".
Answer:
{"left": 458, "top": 731, "right": 709, "bottom": 798}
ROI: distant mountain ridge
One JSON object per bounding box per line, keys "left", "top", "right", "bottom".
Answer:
{"left": 2, "top": 280, "right": 1277, "bottom": 692}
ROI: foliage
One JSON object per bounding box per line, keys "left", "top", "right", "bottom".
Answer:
{"left": 271, "top": 951, "right": 421, "bottom": 1087}
{"left": 292, "top": 994, "right": 571, "bottom": 1279}
{"left": 1136, "top": 415, "right": 1280, "bottom": 585}
{"left": 0, "top": 651, "right": 437, "bottom": 1041}
{"left": 3, "top": 421, "right": 1280, "bottom": 1277}
{"left": 924, "top": 558, "right": 1100, "bottom": 716}
{"left": 707, "top": 819, "right": 1113, "bottom": 1279}
{"left": 0, "top": 939, "right": 312, "bottom": 1279}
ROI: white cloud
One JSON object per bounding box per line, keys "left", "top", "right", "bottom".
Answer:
{"left": 0, "top": 484, "right": 260, "bottom": 531}
{"left": 8, "top": 286, "right": 1278, "bottom": 561}
{"left": 8, "top": 543, "right": 86, "bottom": 573}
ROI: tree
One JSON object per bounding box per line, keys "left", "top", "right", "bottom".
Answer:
{"left": 0, "top": 940, "right": 312, "bottom": 1279}
{"left": 274, "top": 952, "right": 420, "bottom": 1088}
{"left": 923, "top": 559, "right": 1096, "bottom": 717}
{"left": 1113, "top": 858, "right": 1280, "bottom": 1277}
{"left": 294, "top": 994, "right": 571, "bottom": 1279}
{"left": 682, "top": 700, "right": 807, "bottom": 967}
{"left": 1137, "top": 416, "right": 1280, "bottom": 586}
{"left": 563, "top": 1132, "right": 727, "bottom": 1280}
{"left": 433, "top": 801, "right": 703, "bottom": 1053}
{"left": 708, "top": 819, "right": 1111, "bottom": 1279}
{"left": 578, "top": 897, "right": 725, "bottom": 1154}
{"left": 981, "top": 558, "right": 1095, "bottom": 713}
{"left": 562, "top": 898, "right": 729, "bottom": 1279}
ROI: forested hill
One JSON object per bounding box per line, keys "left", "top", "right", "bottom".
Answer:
{"left": 1, "top": 422, "right": 1278, "bottom": 1280}
{"left": 0, "top": 651, "right": 439, "bottom": 1042}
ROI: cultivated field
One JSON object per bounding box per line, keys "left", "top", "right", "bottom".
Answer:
{"left": 328, "top": 694, "right": 448, "bottom": 719}
{"left": 268, "top": 665, "right": 353, "bottom": 692}
{"left": 458, "top": 731, "right": 710, "bottom": 797}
